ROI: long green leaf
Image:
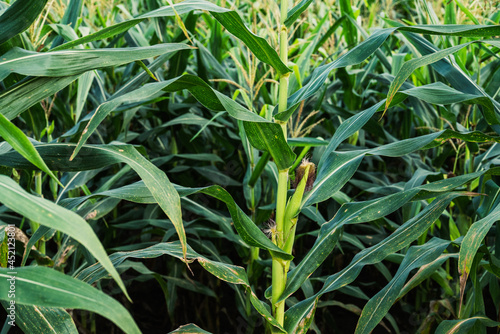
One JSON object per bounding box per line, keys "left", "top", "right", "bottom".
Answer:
{"left": 71, "top": 74, "right": 294, "bottom": 169}
{"left": 0, "top": 143, "right": 291, "bottom": 261}
{"left": 0, "top": 52, "right": 180, "bottom": 123}
{"left": 284, "top": 193, "right": 462, "bottom": 333}
{"left": 0, "top": 113, "right": 59, "bottom": 184}
{"left": 458, "top": 201, "right": 500, "bottom": 301}
{"left": 0, "top": 44, "right": 191, "bottom": 80}
{"left": 0, "top": 267, "right": 140, "bottom": 334}
{"left": 0, "top": 175, "right": 128, "bottom": 298}
{"left": 288, "top": 24, "right": 500, "bottom": 109}
{"left": 435, "top": 316, "right": 500, "bottom": 334}
{"left": 284, "top": 0, "right": 314, "bottom": 27}
{"left": 0, "top": 143, "right": 185, "bottom": 263}
{"left": 384, "top": 39, "right": 500, "bottom": 114}
{"left": 355, "top": 238, "right": 450, "bottom": 334}
{"left": 75, "top": 241, "right": 286, "bottom": 333}
{"left": 0, "top": 303, "right": 78, "bottom": 334}
{"left": 0, "top": 0, "right": 48, "bottom": 45}
{"left": 305, "top": 131, "right": 444, "bottom": 207}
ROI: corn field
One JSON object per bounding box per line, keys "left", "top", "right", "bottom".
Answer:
{"left": 0, "top": 0, "right": 500, "bottom": 333}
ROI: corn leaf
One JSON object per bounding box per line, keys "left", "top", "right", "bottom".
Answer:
{"left": 0, "top": 44, "right": 191, "bottom": 80}
{"left": 289, "top": 24, "right": 500, "bottom": 109}
{"left": 0, "top": 303, "right": 78, "bottom": 334}
{"left": 435, "top": 316, "right": 500, "bottom": 334}
{"left": 169, "top": 324, "right": 212, "bottom": 333}
{"left": 458, "top": 202, "right": 500, "bottom": 302}
{"left": 0, "top": 113, "right": 59, "bottom": 183}
{"left": 284, "top": 0, "right": 314, "bottom": 28}
{"left": 0, "top": 175, "right": 128, "bottom": 299}
{"left": 0, "top": 143, "right": 291, "bottom": 261}
{"left": 355, "top": 238, "right": 451, "bottom": 334}
{"left": 0, "top": 0, "right": 48, "bottom": 45}
{"left": 71, "top": 74, "right": 294, "bottom": 170}
{"left": 284, "top": 193, "right": 463, "bottom": 333}
{"left": 384, "top": 39, "right": 500, "bottom": 115}
{"left": 0, "top": 267, "right": 140, "bottom": 334}
{"left": 75, "top": 241, "right": 286, "bottom": 333}
{"left": 0, "top": 143, "right": 185, "bottom": 265}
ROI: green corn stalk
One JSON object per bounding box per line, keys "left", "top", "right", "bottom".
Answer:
{"left": 271, "top": 0, "right": 291, "bottom": 327}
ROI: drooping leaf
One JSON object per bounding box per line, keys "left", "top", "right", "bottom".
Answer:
{"left": 0, "top": 143, "right": 185, "bottom": 264}
{"left": 0, "top": 267, "right": 140, "bottom": 334}
{"left": 435, "top": 316, "right": 500, "bottom": 334}
{"left": 0, "top": 175, "right": 128, "bottom": 298}
{"left": 210, "top": 11, "right": 290, "bottom": 75}
{"left": 75, "top": 241, "right": 286, "bottom": 333}
{"left": 138, "top": 0, "right": 290, "bottom": 75}
{"left": 0, "top": 303, "right": 78, "bottom": 334}
{"left": 284, "top": 193, "right": 463, "bottom": 333}
{"left": 0, "top": 44, "right": 192, "bottom": 80}
{"left": 0, "top": 113, "right": 59, "bottom": 184}
{"left": 71, "top": 74, "right": 294, "bottom": 170}
{"left": 0, "top": 143, "right": 291, "bottom": 261}
{"left": 355, "top": 238, "right": 450, "bottom": 334}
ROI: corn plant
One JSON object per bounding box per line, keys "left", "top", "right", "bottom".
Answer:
{"left": 1, "top": 0, "right": 500, "bottom": 333}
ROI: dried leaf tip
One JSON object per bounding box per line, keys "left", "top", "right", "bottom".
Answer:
{"left": 294, "top": 158, "right": 316, "bottom": 191}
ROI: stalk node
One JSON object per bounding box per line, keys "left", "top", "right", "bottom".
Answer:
{"left": 279, "top": 72, "right": 291, "bottom": 80}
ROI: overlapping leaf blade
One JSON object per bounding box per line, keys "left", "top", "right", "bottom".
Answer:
{"left": 0, "top": 267, "right": 141, "bottom": 334}
{"left": 0, "top": 0, "right": 48, "bottom": 45}
{"left": 0, "top": 143, "right": 291, "bottom": 261}
{"left": 435, "top": 316, "right": 500, "bottom": 334}
{"left": 288, "top": 24, "right": 500, "bottom": 109}
{"left": 0, "top": 303, "right": 78, "bottom": 334}
{"left": 0, "top": 175, "right": 128, "bottom": 298}
{"left": 0, "top": 44, "right": 191, "bottom": 80}
{"left": 284, "top": 193, "right": 462, "bottom": 333}
{"left": 0, "top": 143, "right": 185, "bottom": 263}
{"left": 75, "top": 241, "right": 286, "bottom": 333}
{"left": 355, "top": 238, "right": 450, "bottom": 334}
{"left": 71, "top": 74, "right": 294, "bottom": 170}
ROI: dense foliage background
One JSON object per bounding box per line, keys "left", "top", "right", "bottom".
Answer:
{"left": 1, "top": 0, "right": 500, "bottom": 333}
